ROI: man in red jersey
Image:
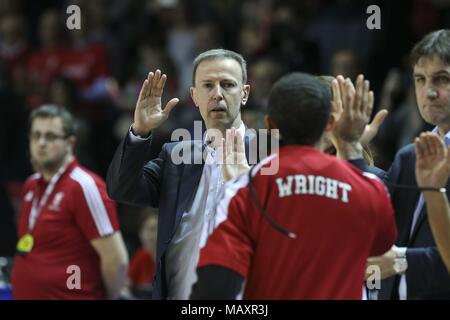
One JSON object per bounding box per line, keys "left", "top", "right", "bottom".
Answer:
{"left": 191, "top": 72, "right": 397, "bottom": 299}
{"left": 12, "top": 105, "right": 128, "bottom": 299}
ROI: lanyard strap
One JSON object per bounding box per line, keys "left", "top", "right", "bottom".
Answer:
{"left": 28, "top": 161, "right": 71, "bottom": 231}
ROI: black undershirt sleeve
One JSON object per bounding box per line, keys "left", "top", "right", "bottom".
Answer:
{"left": 190, "top": 265, "right": 244, "bottom": 300}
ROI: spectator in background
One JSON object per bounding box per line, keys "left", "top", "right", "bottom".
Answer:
{"left": 0, "top": 13, "right": 28, "bottom": 92}
{"left": 124, "top": 211, "right": 158, "bottom": 299}
{"left": 331, "top": 49, "right": 362, "bottom": 82}
{"left": 26, "top": 9, "right": 67, "bottom": 109}
{"left": 12, "top": 105, "right": 128, "bottom": 299}
{"left": 375, "top": 69, "right": 433, "bottom": 169}
{"left": 247, "top": 57, "right": 282, "bottom": 111}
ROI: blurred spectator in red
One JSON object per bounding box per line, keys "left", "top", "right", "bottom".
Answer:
{"left": 0, "top": 13, "right": 29, "bottom": 92}
{"left": 331, "top": 49, "right": 363, "bottom": 82}
{"left": 26, "top": 9, "right": 67, "bottom": 109}
{"left": 124, "top": 211, "right": 158, "bottom": 299}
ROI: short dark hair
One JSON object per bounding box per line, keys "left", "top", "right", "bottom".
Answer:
{"left": 30, "top": 104, "right": 76, "bottom": 136}
{"left": 410, "top": 29, "right": 450, "bottom": 66}
{"left": 268, "top": 72, "right": 331, "bottom": 146}
{"left": 192, "top": 49, "right": 247, "bottom": 86}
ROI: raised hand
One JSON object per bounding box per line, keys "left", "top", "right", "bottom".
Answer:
{"left": 415, "top": 132, "right": 450, "bottom": 189}
{"left": 360, "top": 109, "right": 388, "bottom": 145}
{"left": 331, "top": 74, "right": 373, "bottom": 144}
{"left": 133, "top": 70, "right": 179, "bottom": 136}
{"left": 221, "top": 128, "right": 250, "bottom": 182}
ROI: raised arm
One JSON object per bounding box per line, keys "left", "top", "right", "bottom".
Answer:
{"left": 415, "top": 132, "right": 450, "bottom": 272}
{"left": 107, "top": 70, "right": 178, "bottom": 207}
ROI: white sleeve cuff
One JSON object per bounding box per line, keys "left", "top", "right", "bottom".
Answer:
{"left": 128, "top": 125, "right": 150, "bottom": 144}
{"left": 397, "top": 247, "right": 407, "bottom": 258}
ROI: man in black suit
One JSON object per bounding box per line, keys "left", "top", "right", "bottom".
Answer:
{"left": 334, "top": 30, "right": 450, "bottom": 299}
{"left": 107, "top": 49, "right": 262, "bottom": 299}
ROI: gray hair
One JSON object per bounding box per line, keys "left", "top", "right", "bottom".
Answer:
{"left": 410, "top": 29, "right": 450, "bottom": 66}
{"left": 192, "top": 49, "right": 248, "bottom": 86}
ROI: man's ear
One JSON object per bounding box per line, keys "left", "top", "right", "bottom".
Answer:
{"left": 242, "top": 84, "right": 251, "bottom": 105}
{"left": 265, "top": 115, "right": 282, "bottom": 130}
{"left": 67, "top": 135, "right": 77, "bottom": 151}
{"left": 264, "top": 115, "right": 281, "bottom": 140}
{"left": 324, "top": 101, "right": 341, "bottom": 133}
{"left": 323, "top": 111, "right": 338, "bottom": 133}
{"left": 190, "top": 87, "right": 198, "bottom": 108}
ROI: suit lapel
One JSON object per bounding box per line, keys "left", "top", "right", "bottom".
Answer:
{"left": 408, "top": 201, "right": 426, "bottom": 245}
{"left": 173, "top": 141, "right": 205, "bottom": 232}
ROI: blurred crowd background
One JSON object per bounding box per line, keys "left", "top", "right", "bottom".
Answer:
{"left": 1, "top": 0, "right": 450, "bottom": 296}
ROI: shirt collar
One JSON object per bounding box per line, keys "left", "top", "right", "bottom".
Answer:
{"left": 37, "top": 156, "right": 78, "bottom": 185}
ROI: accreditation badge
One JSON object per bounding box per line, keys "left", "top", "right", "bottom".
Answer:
{"left": 16, "top": 233, "right": 34, "bottom": 254}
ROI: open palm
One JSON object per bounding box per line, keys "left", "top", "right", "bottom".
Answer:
{"left": 133, "top": 69, "right": 179, "bottom": 136}
{"left": 415, "top": 132, "right": 450, "bottom": 188}
{"left": 221, "top": 128, "right": 250, "bottom": 182}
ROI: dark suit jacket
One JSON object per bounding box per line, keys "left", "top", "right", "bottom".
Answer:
{"left": 107, "top": 129, "right": 262, "bottom": 299}
{"left": 379, "top": 143, "right": 450, "bottom": 299}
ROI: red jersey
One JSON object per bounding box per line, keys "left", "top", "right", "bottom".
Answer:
{"left": 25, "top": 47, "right": 69, "bottom": 109}
{"left": 12, "top": 158, "right": 119, "bottom": 300}
{"left": 128, "top": 247, "right": 156, "bottom": 287}
{"left": 198, "top": 146, "right": 397, "bottom": 299}
{"left": 26, "top": 47, "right": 68, "bottom": 87}
{"left": 59, "top": 43, "right": 110, "bottom": 89}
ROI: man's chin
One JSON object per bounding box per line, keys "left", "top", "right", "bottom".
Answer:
{"left": 34, "top": 159, "right": 62, "bottom": 172}
{"left": 207, "top": 118, "right": 230, "bottom": 130}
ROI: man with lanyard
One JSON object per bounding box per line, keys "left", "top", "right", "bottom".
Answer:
{"left": 12, "top": 105, "right": 128, "bottom": 299}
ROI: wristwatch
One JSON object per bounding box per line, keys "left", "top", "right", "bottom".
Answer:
{"left": 393, "top": 249, "right": 408, "bottom": 274}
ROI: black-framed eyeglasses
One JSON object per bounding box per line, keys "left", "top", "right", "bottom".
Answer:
{"left": 29, "top": 132, "right": 68, "bottom": 143}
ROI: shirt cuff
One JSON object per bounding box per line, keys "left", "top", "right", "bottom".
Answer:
{"left": 397, "top": 247, "right": 407, "bottom": 258}
{"left": 128, "top": 125, "right": 150, "bottom": 144}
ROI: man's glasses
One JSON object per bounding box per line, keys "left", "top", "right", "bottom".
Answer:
{"left": 30, "top": 132, "right": 68, "bottom": 143}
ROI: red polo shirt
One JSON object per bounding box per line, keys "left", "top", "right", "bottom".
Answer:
{"left": 12, "top": 159, "right": 119, "bottom": 299}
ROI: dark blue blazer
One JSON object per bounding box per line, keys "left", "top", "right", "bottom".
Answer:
{"left": 106, "top": 130, "right": 260, "bottom": 299}
{"left": 379, "top": 143, "right": 450, "bottom": 299}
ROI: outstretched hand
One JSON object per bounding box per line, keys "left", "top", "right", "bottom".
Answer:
{"left": 133, "top": 69, "right": 179, "bottom": 136}
{"left": 415, "top": 132, "right": 450, "bottom": 189}
{"left": 360, "top": 109, "right": 388, "bottom": 145}
{"left": 331, "top": 74, "right": 374, "bottom": 145}
{"left": 221, "top": 128, "right": 250, "bottom": 182}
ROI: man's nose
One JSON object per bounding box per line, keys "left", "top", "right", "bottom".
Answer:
{"left": 426, "top": 87, "right": 438, "bottom": 100}
{"left": 37, "top": 136, "right": 48, "bottom": 145}
{"left": 210, "top": 84, "right": 223, "bottom": 101}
